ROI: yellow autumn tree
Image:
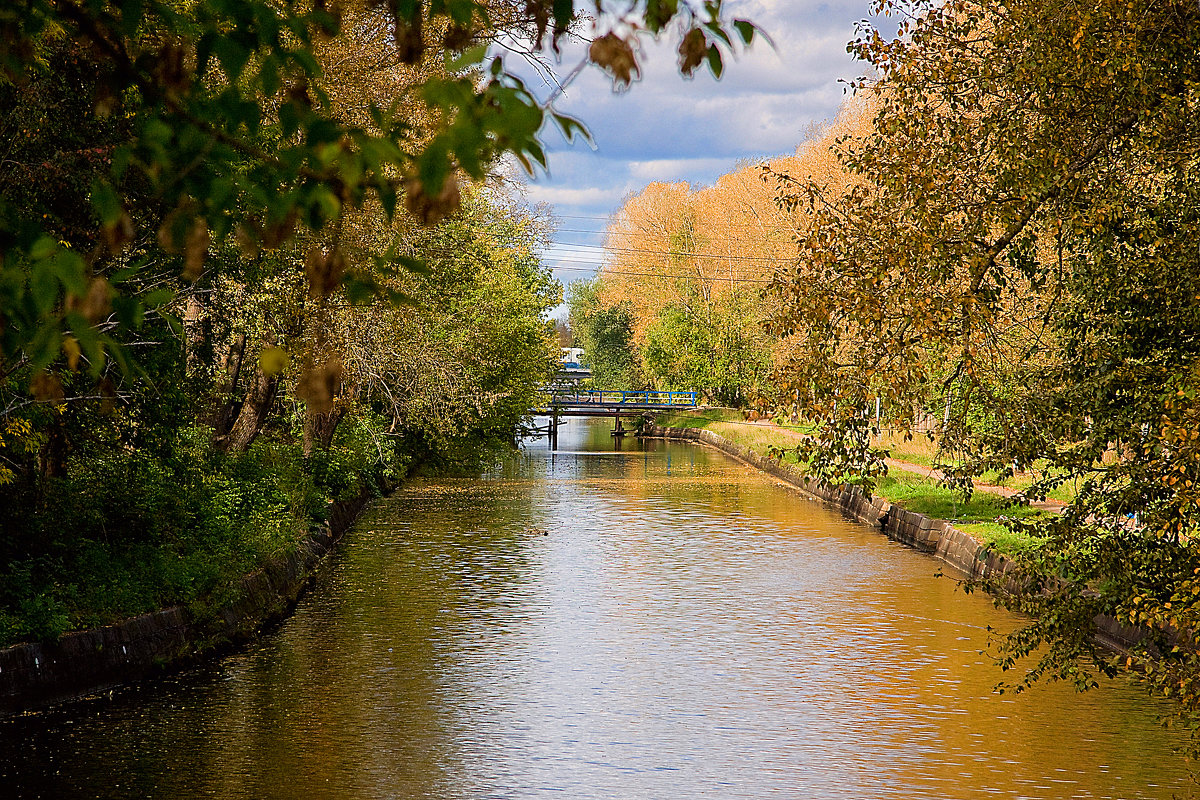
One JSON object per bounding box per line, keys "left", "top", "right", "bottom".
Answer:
{"left": 579, "top": 95, "right": 877, "bottom": 405}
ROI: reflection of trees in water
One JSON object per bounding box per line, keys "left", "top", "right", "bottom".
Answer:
{"left": 0, "top": 421, "right": 1188, "bottom": 798}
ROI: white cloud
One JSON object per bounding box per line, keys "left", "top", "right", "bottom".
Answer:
{"left": 503, "top": 0, "right": 880, "bottom": 283}
{"left": 524, "top": 184, "right": 628, "bottom": 208}
{"left": 626, "top": 157, "right": 742, "bottom": 183}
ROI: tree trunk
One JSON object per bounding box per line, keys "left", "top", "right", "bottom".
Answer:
{"left": 303, "top": 407, "right": 347, "bottom": 456}
{"left": 217, "top": 360, "right": 279, "bottom": 453}
{"left": 182, "top": 293, "right": 208, "bottom": 379}
{"left": 38, "top": 420, "right": 69, "bottom": 479}
{"left": 210, "top": 333, "right": 247, "bottom": 442}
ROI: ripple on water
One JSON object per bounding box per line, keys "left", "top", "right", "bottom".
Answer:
{"left": 0, "top": 420, "right": 1191, "bottom": 799}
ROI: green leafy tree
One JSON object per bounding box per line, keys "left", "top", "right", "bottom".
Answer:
{"left": 642, "top": 293, "right": 772, "bottom": 404}
{"left": 0, "top": 0, "right": 760, "bottom": 386}
{"left": 566, "top": 278, "right": 639, "bottom": 388}
{"left": 337, "top": 187, "right": 561, "bottom": 466}
{"left": 766, "top": 0, "right": 1200, "bottom": 749}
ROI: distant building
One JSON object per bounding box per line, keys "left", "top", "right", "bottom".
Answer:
{"left": 560, "top": 347, "right": 585, "bottom": 369}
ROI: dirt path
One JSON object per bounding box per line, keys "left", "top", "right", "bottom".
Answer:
{"left": 712, "top": 413, "right": 1067, "bottom": 513}
{"left": 884, "top": 456, "right": 1065, "bottom": 512}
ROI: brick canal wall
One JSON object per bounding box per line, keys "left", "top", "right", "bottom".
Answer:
{"left": 643, "top": 424, "right": 1141, "bottom": 651}
{"left": 0, "top": 492, "right": 375, "bottom": 715}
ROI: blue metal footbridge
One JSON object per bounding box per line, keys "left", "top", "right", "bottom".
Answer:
{"left": 538, "top": 389, "right": 697, "bottom": 415}
{"left": 533, "top": 389, "right": 698, "bottom": 443}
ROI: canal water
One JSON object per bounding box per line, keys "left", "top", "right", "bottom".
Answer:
{"left": 0, "top": 418, "right": 1191, "bottom": 798}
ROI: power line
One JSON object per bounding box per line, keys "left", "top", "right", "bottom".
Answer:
{"left": 547, "top": 262, "right": 775, "bottom": 283}
{"left": 548, "top": 240, "right": 793, "bottom": 263}
{"left": 552, "top": 226, "right": 793, "bottom": 238}
{"left": 553, "top": 211, "right": 792, "bottom": 227}
{"left": 651, "top": 411, "right": 812, "bottom": 430}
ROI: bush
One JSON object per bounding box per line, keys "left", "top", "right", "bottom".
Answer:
{"left": 0, "top": 424, "right": 348, "bottom": 645}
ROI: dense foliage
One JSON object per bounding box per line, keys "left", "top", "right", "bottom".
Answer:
{"left": 759, "top": 0, "right": 1200, "bottom": 751}
{"left": 568, "top": 178, "right": 782, "bottom": 401}
{"left": 565, "top": 279, "right": 639, "bottom": 387}
{"left": 0, "top": 0, "right": 761, "bottom": 643}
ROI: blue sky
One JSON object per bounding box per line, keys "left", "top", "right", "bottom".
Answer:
{"left": 499, "top": 0, "right": 883, "bottom": 312}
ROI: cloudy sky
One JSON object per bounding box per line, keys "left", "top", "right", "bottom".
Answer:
{"left": 498, "top": 0, "right": 884, "bottom": 310}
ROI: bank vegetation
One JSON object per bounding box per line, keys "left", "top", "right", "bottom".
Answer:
{"left": 572, "top": 0, "right": 1200, "bottom": 755}
{"left": 0, "top": 0, "right": 759, "bottom": 647}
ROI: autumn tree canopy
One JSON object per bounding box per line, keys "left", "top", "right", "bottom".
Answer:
{"left": 0, "top": 0, "right": 760, "bottom": 391}
{"left": 763, "top": 0, "right": 1200, "bottom": 745}
{"left": 574, "top": 102, "right": 873, "bottom": 403}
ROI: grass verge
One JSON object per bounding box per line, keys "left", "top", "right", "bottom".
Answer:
{"left": 654, "top": 409, "right": 1049, "bottom": 555}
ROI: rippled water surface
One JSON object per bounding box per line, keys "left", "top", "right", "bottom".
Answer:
{"left": 1, "top": 418, "right": 1192, "bottom": 798}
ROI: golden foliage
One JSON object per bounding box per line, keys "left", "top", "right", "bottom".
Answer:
{"left": 597, "top": 94, "right": 878, "bottom": 375}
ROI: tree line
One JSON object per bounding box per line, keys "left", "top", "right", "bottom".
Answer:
{"left": 572, "top": 0, "right": 1200, "bottom": 754}
{"left": 0, "top": 0, "right": 758, "bottom": 644}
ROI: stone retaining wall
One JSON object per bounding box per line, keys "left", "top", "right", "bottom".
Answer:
{"left": 0, "top": 491, "right": 375, "bottom": 715}
{"left": 643, "top": 424, "right": 1140, "bottom": 651}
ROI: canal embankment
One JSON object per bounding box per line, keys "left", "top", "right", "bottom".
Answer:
{"left": 641, "top": 419, "right": 1143, "bottom": 653}
{"left": 0, "top": 489, "right": 378, "bottom": 715}
{"left": 4, "top": 417, "right": 1189, "bottom": 798}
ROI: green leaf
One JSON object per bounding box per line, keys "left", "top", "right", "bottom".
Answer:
{"left": 552, "top": 112, "right": 593, "bottom": 145}
{"left": 112, "top": 296, "right": 144, "bottom": 329}
{"left": 142, "top": 289, "right": 175, "bottom": 309}
{"left": 552, "top": 0, "right": 573, "bottom": 31}
{"left": 445, "top": 44, "right": 489, "bottom": 72}
{"left": 342, "top": 275, "right": 379, "bottom": 305}
{"left": 279, "top": 102, "right": 301, "bottom": 137}
{"left": 305, "top": 117, "right": 341, "bottom": 146}
{"left": 27, "top": 321, "right": 62, "bottom": 371}
{"left": 378, "top": 181, "right": 398, "bottom": 218}
{"left": 306, "top": 184, "right": 341, "bottom": 229}
{"left": 195, "top": 31, "right": 217, "bottom": 75}
{"left": 90, "top": 180, "right": 122, "bottom": 225}
{"left": 116, "top": 0, "right": 147, "bottom": 37}
{"left": 67, "top": 313, "right": 105, "bottom": 374}
{"left": 51, "top": 248, "right": 87, "bottom": 296}
{"left": 30, "top": 259, "right": 59, "bottom": 316}
{"left": 394, "top": 254, "right": 431, "bottom": 276}
{"left": 417, "top": 140, "right": 451, "bottom": 194}
{"left": 526, "top": 140, "right": 547, "bottom": 170}
{"left": 706, "top": 45, "right": 724, "bottom": 79}
{"left": 29, "top": 236, "right": 58, "bottom": 261}
{"left": 645, "top": 0, "right": 679, "bottom": 31}
{"left": 385, "top": 287, "right": 419, "bottom": 307}
{"left": 704, "top": 21, "right": 734, "bottom": 48}
{"left": 733, "top": 19, "right": 755, "bottom": 45}
{"left": 259, "top": 55, "right": 281, "bottom": 97}
{"left": 212, "top": 36, "right": 250, "bottom": 81}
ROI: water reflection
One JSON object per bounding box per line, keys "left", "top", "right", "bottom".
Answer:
{"left": 0, "top": 417, "right": 1191, "bottom": 798}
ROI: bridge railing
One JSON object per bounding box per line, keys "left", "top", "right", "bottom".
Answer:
{"left": 547, "top": 389, "right": 697, "bottom": 407}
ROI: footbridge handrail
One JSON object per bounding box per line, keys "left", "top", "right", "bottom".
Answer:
{"left": 546, "top": 389, "right": 697, "bottom": 407}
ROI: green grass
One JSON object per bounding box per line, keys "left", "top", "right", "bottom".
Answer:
{"left": 875, "top": 472, "right": 1050, "bottom": 553}
{"left": 874, "top": 472, "right": 1016, "bottom": 521}
{"left": 656, "top": 408, "right": 812, "bottom": 460}
{"left": 655, "top": 410, "right": 1051, "bottom": 556}
{"left": 956, "top": 522, "right": 1049, "bottom": 556}
{"left": 877, "top": 430, "right": 1079, "bottom": 505}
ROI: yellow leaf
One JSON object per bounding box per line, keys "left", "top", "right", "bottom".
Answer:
{"left": 259, "top": 346, "right": 290, "bottom": 377}
{"left": 62, "top": 336, "right": 81, "bottom": 371}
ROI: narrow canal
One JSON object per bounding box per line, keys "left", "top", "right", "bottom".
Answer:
{"left": 0, "top": 418, "right": 1190, "bottom": 798}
